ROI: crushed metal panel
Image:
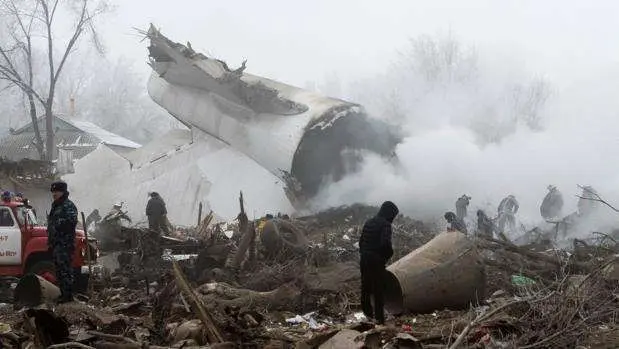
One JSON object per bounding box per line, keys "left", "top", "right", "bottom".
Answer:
{"left": 123, "top": 129, "right": 193, "bottom": 169}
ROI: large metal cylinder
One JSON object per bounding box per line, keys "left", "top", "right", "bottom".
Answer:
{"left": 146, "top": 26, "right": 398, "bottom": 201}
{"left": 384, "top": 232, "right": 486, "bottom": 314}
{"left": 14, "top": 273, "right": 61, "bottom": 306}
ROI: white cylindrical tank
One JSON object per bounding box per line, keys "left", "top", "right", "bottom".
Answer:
{"left": 146, "top": 26, "right": 398, "bottom": 202}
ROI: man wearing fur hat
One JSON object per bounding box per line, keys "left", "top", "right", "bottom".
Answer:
{"left": 48, "top": 181, "right": 78, "bottom": 303}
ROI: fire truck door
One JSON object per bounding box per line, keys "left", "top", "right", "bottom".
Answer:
{"left": 0, "top": 207, "right": 22, "bottom": 265}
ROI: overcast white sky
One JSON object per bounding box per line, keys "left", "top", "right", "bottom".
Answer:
{"left": 101, "top": 0, "right": 619, "bottom": 89}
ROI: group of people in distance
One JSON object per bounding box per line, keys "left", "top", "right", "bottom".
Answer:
{"left": 357, "top": 185, "right": 599, "bottom": 324}
{"left": 444, "top": 185, "right": 596, "bottom": 238}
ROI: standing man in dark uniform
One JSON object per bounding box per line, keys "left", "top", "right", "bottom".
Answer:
{"left": 48, "top": 181, "right": 78, "bottom": 303}
{"left": 359, "top": 201, "right": 399, "bottom": 325}
{"left": 146, "top": 192, "right": 169, "bottom": 235}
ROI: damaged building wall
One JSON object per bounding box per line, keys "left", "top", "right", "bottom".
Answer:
{"left": 64, "top": 129, "right": 293, "bottom": 226}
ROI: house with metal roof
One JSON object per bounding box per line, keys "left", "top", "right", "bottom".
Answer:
{"left": 0, "top": 115, "right": 141, "bottom": 165}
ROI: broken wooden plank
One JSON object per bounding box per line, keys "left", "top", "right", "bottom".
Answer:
{"left": 172, "top": 259, "right": 224, "bottom": 343}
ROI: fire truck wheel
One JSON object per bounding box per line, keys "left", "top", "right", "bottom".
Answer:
{"left": 27, "top": 261, "right": 57, "bottom": 284}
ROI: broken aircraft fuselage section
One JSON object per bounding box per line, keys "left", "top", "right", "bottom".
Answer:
{"left": 146, "top": 25, "right": 399, "bottom": 206}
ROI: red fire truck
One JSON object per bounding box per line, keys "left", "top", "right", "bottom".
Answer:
{"left": 0, "top": 199, "right": 100, "bottom": 291}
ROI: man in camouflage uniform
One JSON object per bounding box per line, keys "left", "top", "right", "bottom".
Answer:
{"left": 48, "top": 181, "right": 78, "bottom": 303}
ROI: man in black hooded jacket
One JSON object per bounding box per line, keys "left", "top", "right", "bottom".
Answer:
{"left": 146, "top": 192, "right": 169, "bottom": 235}
{"left": 358, "top": 201, "right": 399, "bottom": 324}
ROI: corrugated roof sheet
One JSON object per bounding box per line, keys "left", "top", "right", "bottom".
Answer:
{"left": 68, "top": 120, "right": 141, "bottom": 148}
{"left": 0, "top": 131, "right": 99, "bottom": 161}
{"left": 0, "top": 115, "right": 141, "bottom": 161}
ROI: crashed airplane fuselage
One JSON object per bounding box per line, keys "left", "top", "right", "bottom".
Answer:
{"left": 146, "top": 25, "right": 399, "bottom": 205}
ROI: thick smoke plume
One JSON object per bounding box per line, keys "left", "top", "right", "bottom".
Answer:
{"left": 312, "top": 34, "right": 619, "bottom": 237}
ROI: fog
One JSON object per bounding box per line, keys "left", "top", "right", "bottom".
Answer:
{"left": 3, "top": 0, "right": 619, "bottom": 232}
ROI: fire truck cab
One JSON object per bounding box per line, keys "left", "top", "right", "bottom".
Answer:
{"left": 0, "top": 199, "right": 100, "bottom": 291}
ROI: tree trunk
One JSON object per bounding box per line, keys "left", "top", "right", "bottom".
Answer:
{"left": 26, "top": 37, "right": 44, "bottom": 160}
{"left": 45, "top": 104, "right": 54, "bottom": 161}
{"left": 27, "top": 93, "right": 44, "bottom": 159}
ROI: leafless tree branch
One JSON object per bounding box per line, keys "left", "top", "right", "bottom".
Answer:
{"left": 576, "top": 184, "right": 619, "bottom": 213}
{"left": 0, "top": 0, "right": 109, "bottom": 160}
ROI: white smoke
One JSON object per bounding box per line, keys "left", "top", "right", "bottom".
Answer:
{"left": 312, "top": 35, "right": 619, "bottom": 238}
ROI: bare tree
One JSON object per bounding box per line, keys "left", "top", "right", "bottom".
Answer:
{"left": 0, "top": 1, "right": 45, "bottom": 158}
{"left": 399, "top": 33, "right": 478, "bottom": 86}
{"left": 510, "top": 76, "right": 552, "bottom": 131}
{"left": 576, "top": 185, "right": 619, "bottom": 213}
{"left": 0, "top": 0, "right": 109, "bottom": 161}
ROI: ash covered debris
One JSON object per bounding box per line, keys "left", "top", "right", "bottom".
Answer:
{"left": 2, "top": 194, "right": 616, "bottom": 349}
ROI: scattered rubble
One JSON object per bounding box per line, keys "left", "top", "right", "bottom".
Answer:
{"left": 0, "top": 196, "right": 617, "bottom": 348}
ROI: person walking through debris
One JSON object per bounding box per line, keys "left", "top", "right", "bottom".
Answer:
{"left": 476, "top": 210, "right": 494, "bottom": 238}
{"left": 48, "top": 181, "right": 78, "bottom": 303}
{"left": 497, "top": 195, "right": 519, "bottom": 234}
{"left": 358, "top": 201, "right": 399, "bottom": 325}
{"left": 146, "top": 192, "right": 170, "bottom": 235}
{"left": 540, "top": 185, "right": 563, "bottom": 221}
{"left": 455, "top": 195, "right": 471, "bottom": 220}
{"left": 104, "top": 202, "right": 132, "bottom": 223}
{"left": 445, "top": 211, "right": 468, "bottom": 234}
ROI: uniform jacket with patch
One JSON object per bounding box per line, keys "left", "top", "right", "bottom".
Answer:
{"left": 48, "top": 193, "right": 78, "bottom": 250}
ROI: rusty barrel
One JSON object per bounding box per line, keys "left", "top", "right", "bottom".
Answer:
{"left": 384, "top": 231, "right": 486, "bottom": 314}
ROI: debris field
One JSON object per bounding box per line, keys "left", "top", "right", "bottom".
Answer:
{"left": 0, "top": 200, "right": 617, "bottom": 349}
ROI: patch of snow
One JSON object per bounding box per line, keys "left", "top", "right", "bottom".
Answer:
{"left": 68, "top": 119, "right": 141, "bottom": 149}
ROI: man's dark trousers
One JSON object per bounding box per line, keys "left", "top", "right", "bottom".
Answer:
{"left": 53, "top": 246, "right": 74, "bottom": 301}
{"left": 360, "top": 255, "right": 386, "bottom": 324}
